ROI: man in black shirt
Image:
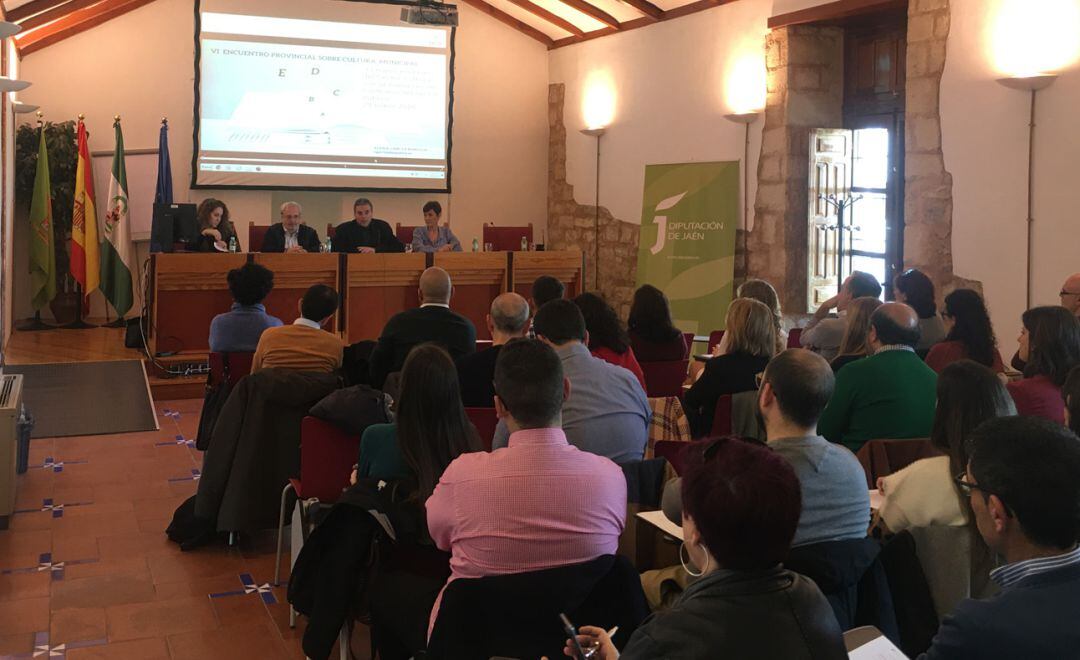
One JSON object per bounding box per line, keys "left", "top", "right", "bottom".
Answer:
{"left": 331, "top": 197, "right": 404, "bottom": 253}
{"left": 456, "top": 292, "right": 531, "bottom": 407}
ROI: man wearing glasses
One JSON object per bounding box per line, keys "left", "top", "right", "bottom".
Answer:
{"left": 1011, "top": 272, "right": 1080, "bottom": 371}
{"left": 922, "top": 416, "right": 1080, "bottom": 659}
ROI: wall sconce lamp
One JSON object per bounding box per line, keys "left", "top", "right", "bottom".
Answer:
{"left": 13, "top": 101, "right": 38, "bottom": 114}
{"left": 580, "top": 126, "right": 607, "bottom": 290}
{"left": 996, "top": 73, "right": 1057, "bottom": 308}
{"left": 724, "top": 111, "right": 762, "bottom": 276}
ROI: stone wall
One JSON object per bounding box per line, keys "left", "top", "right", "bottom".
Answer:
{"left": 547, "top": 83, "right": 640, "bottom": 316}
{"left": 747, "top": 25, "right": 844, "bottom": 313}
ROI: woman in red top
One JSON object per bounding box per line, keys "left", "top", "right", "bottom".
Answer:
{"left": 1006, "top": 306, "right": 1080, "bottom": 424}
{"left": 573, "top": 292, "right": 647, "bottom": 390}
{"left": 925, "top": 289, "right": 1005, "bottom": 374}
{"left": 627, "top": 284, "right": 689, "bottom": 362}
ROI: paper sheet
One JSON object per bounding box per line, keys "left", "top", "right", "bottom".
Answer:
{"left": 637, "top": 510, "right": 684, "bottom": 541}
{"left": 848, "top": 634, "right": 908, "bottom": 659}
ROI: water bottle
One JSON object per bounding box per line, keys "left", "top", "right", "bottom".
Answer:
{"left": 228, "top": 236, "right": 238, "bottom": 253}
{"left": 472, "top": 238, "right": 479, "bottom": 252}
{"left": 520, "top": 236, "right": 528, "bottom": 251}
{"left": 323, "top": 236, "right": 332, "bottom": 253}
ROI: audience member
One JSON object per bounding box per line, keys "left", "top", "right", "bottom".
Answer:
{"left": 427, "top": 339, "right": 627, "bottom": 631}
{"left": 195, "top": 198, "right": 237, "bottom": 252}
{"left": 251, "top": 284, "right": 343, "bottom": 373}
{"left": 261, "top": 201, "right": 321, "bottom": 253}
{"left": 627, "top": 284, "right": 688, "bottom": 362}
{"left": 801, "top": 271, "right": 882, "bottom": 361}
{"left": 894, "top": 268, "right": 946, "bottom": 351}
{"left": 1006, "top": 305, "right": 1080, "bottom": 424}
{"left": 369, "top": 267, "right": 477, "bottom": 389}
{"left": 574, "top": 292, "right": 646, "bottom": 388}
{"left": 208, "top": 262, "right": 282, "bottom": 352}
{"left": 531, "top": 275, "right": 565, "bottom": 310}
{"left": 685, "top": 298, "right": 776, "bottom": 438}
{"left": 565, "top": 438, "right": 846, "bottom": 660}
{"left": 1059, "top": 272, "right": 1080, "bottom": 317}
{"left": 925, "top": 289, "right": 1004, "bottom": 374}
{"left": 759, "top": 349, "right": 871, "bottom": 546}
{"left": 830, "top": 297, "right": 883, "bottom": 373}
{"left": 411, "top": 201, "right": 462, "bottom": 253}
{"left": 331, "top": 197, "right": 404, "bottom": 253}
{"left": 455, "top": 293, "right": 530, "bottom": 407}
{"left": 921, "top": 416, "right": 1080, "bottom": 659}
{"left": 735, "top": 279, "right": 788, "bottom": 353}
{"left": 818, "top": 303, "right": 937, "bottom": 452}
{"left": 1064, "top": 365, "right": 1080, "bottom": 436}
{"left": 490, "top": 300, "right": 650, "bottom": 463}
{"left": 878, "top": 360, "right": 1015, "bottom": 541}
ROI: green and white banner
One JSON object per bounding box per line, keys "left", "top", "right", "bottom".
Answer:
{"left": 636, "top": 161, "right": 738, "bottom": 335}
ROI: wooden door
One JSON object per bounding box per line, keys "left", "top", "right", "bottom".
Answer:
{"left": 807, "top": 128, "right": 853, "bottom": 312}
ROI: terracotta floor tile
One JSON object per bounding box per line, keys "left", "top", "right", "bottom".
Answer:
{"left": 96, "top": 531, "right": 175, "bottom": 561}
{"left": 153, "top": 574, "right": 249, "bottom": 601}
{"left": 0, "top": 596, "right": 50, "bottom": 634}
{"left": 50, "top": 510, "right": 141, "bottom": 539}
{"left": 0, "top": 632, "right": 35, "bottom": 655}
{"left": 105, "top": 595, "right": 218, "bottom": 641}
{"left": 9, "top": 510, "right": 53, "bottom": 532}
{"left": 61, "top": 500, "right": 136, "bottom": 518}
{"left": 210, "top": 589, "right": 275, "bottom": 627}
{"left": 51, "top": 606, "right": 107, "bottom": 644}
{"left": 0, "top": 569, "right": 51, "bottom": 601}
{"left": 50, "top": 485, "right": 97, "bottom": 505}
{"left": 136, "top": 517, "right": 172, "bottom": 534}
{"left": 94, "top": 481, "right": 175, "bottom": 503}
{"left": 65, "top": 636, "right": 171, "bottom": 659}
{"left": 61, "top": 556, "right": 149, "bottom": 582}
{"left": 167, "top": 621, "right": 290, "bottom": 660}
{"left": 51, "top": 574, "right": 157, "bottom": 610}
{"left": 50, "top": 532, "right": 101, "bottom": 562}
{"left": 147, "top": 549, "right": 247, "bottom": 584}
{"left": 0, "top": 528, "right": 51, "bottom": 564}
{"left": 132, "top": 496, "right": 189, "bottom": 522}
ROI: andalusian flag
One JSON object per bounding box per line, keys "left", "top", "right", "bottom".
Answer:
{"left": 100, "top": 118, "right": 134, "bottom": 317}
{"left": 71, "top": 118, "right": 100, "bottom": 305}
{"left": 28, "top": 127, "right": 56, "bottom": 310}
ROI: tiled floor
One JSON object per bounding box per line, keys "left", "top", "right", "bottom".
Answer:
{"left": 0, "top": 399, "right": 368, "bottom": 660}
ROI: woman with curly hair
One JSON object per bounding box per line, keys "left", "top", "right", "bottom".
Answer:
{"left": 195, "top": 198, "right": 238, "bottom": 252}
{"left": 573, "top": 292, "right": 646, "bottom": 389}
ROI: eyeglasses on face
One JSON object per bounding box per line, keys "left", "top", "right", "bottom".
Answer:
{"left": 1061, "top": 290, "right": 1080, "bottom": 298}
{"left": 953, "top": 473, "right": 982, "bottom": 497}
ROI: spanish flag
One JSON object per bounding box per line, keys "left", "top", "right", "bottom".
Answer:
{"left": 70, "top": 118, "right": 100, "bottom": 306}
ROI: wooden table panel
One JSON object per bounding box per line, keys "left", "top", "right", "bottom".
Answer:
{"left": 346, "top": 254, "right": 426, "bottom": 342}
{"left": 511, "top": 250, "right": 584, "bottom": 301}
{"left": 434, "top": 252, "right": 509, "bottom": 341}
{"left": 151, "top": 253, "right": 247, "bottom": 355}
{"left": 253, "top": 253, "right": 340, "bottom": 330}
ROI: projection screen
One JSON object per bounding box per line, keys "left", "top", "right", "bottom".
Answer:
{"left": 193, "top": 0, "right": 455, "bottom": 191}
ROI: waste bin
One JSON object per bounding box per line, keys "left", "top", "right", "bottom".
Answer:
{"left": 16, "top": 405, "right": 33, "bottom": 475}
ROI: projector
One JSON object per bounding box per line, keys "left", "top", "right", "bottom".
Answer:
{"left": 401, "top": 2, "right": 459, "bottom": 26}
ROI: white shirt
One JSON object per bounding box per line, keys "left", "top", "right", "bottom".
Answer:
{"left": 293, "top": 317, "right": 321, "bottom": 330}
{"left": 878, "top": 455, "right": 966, "bottom": 532}
{"left": 420, "top": 303, "right": 450, "bottom": 309}
{"left": 284, "top": 229, "right": 299, "bottom": 250}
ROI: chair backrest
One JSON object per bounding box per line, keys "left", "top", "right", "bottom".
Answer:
{"left": 653, "top": 440, "right": 689, "bottom": 475}
{"left": 247, "top": 222, "right": 270, "bottom": 253}
{"left": 482, "top": 223, "right": 533, "bottom": 251}
{"left": 640, "top": 359, "right": 689, "bottom": 398}
{"left": 396, "top": 223, "right": 420, "bottom": 246}
{"left": 707, "top": 329, "right": 725, "bottom": 353}
{"left": 326, "top": 223, "right": 336, "bottom": 239}
{"left": 787, "top": 327, "right": 803, "bottom": 349}
{"left": 465, "top": 407, "right": 499, "bottom": 451}
{"left": 297, "top": 416, "right": 362, "bottom": 503}
{"left": 856, "top": 438, "right": 939, "bottom": 488}
{"left": 682, "top": 332, "right": 695, "bottom": 355}
{"left": 208, "top": 351, "right": 254, "bottom": 387}
{"left": 709, "top": 393, "right": 734, "bottom": 437}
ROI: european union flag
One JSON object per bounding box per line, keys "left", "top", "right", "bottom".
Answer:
{"left": 154, "top": 120, "right": 173, "bottom": 205}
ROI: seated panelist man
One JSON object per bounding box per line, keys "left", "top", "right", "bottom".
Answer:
{"left": 331, "top": 197, "right": 404, "bottom": 254}
{"left": 261, "top": 201, "right": 321, "bottom": 253}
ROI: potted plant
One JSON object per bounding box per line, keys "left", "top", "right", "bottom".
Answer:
{"left": 15, "top": 120, "right": 78, "bottom": 324}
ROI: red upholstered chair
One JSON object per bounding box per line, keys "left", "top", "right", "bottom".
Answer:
{"left": 483, "top": 223, "right": 533, "bottom": 251}
{"left": 274, "top": 416, "right": 362, "bottom": 585}
{"left": 682, "top": 332, "right": 695, "bottom": 355}
{"left": 856, "top": 438, "right": 940, "bottom": 489}
{"left": 396, "top": 223, "right": 420, "bottom": 246}
{"left": 465, "top": 407, "right": 499, "bottom": 451}
{"left": 641, "top": 360, "right": 689, "bottom": 398}
{"left": 653, "top": 440, "right": 690, "bottom": 476}
{"left": 248, "top": 222, "right": 270, "bottom": 253}
{"left": 708, "top": 394, "right": 734, "bottom": 437}
{"left": 788, "top": 327, "right": 803, "bottom": 349}
{"left": 208, "top": 352, "right": 254, "bottom": 387}
{"left": 707, "top": 330, "right": 725, "bottom": 354}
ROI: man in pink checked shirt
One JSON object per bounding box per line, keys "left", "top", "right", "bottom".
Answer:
{"left": 425, "top": 338, "right": 628, "bottom": 631}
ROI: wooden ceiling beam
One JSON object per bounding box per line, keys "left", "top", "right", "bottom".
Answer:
{"left": 504, "top": 0, "right": 585, "bottom": 37}
{"left": 16, "top": 0, "right": 157, "bottom": 56}
{"left": 550, "top": 0, "right": 739, "bottom": 48}
{"left": 19, "top": 0, "right": 100, "bottom": 31}
{"left": 6, "top": 0, "right": 70, "bottom": 23}
{"left": 458, "top": 0, "right": 556, "bottom": 46}
{"left": 557, "top": 0, "right": 620, "bottom": 29}
{"left": 618, "top": 0, "right": 663, "bottom": 20}
{"left": 767, "top": 0, "right": 906, "bottom": 29}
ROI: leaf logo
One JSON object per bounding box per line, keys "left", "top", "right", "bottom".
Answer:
{"left": 650, "top": 192, "right": 687, "bottom": 255}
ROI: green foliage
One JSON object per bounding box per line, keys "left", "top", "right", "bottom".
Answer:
{"left": 15, "top": 120, "right": 77, "bottom": 288}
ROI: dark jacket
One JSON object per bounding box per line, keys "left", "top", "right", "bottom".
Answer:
{"left": 261, "top": 222, "right": 321, "bottom": 253}
{"left": 369, "top": 305, "right": 477, "bottom": 389}
{"left": 629, "top": 329, "right": 689, "bottom": 362}
{"left": 684, "top": 351, "right": 770, "bottom": 438}
{"left": 195, "top": 220, "right": 238, "bottom": 252}
{"left": 194, "top": 368, "right": 339, "bottom": 532}
{"left": 331, "top": 218, "right": 404, "bottom": 253}
{"left": 920, "top": 561, "right": 1080, "bottom": 660}
{"left": 455, "top": 344, "right": 502, "bottom": 408}
{"left": 621, "top": 566, "right": 847, "bottom": 660}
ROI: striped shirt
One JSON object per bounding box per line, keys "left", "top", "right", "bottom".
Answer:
{"left": 990, "top": 545, "right": 1080, "bottom": 589}
{"left": 876, "top": 344, "right": 916, "bottom": 354}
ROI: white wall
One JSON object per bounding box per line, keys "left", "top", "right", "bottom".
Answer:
{"left": 549, "top": 0, "right": 771, "bottom": 231}
{"left": 15, "top": 0, "right": 548, "bottom": 320}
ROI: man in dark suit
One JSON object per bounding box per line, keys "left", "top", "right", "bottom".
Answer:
{"left": 921, "top": 416, "right": 1080, "bottom": 659}
{"left": 369, "top": 267, "right": 476, "bottom": 389}
{"left": 456, "top": 292, "right": 530, "bottom": 407}
{"left": 261, "top": 201, "right": 322, "bottom": 253}
{"left": 331, "top": 197, "right": 403, "bottom": 254}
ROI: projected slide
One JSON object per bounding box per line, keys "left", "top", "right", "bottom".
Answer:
{"left": 194, "top": 4, "right": 454, "bottom": 191}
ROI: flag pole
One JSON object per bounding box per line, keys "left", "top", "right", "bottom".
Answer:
{"left": 19, "top": 114, "right": 55, "bottom": 332}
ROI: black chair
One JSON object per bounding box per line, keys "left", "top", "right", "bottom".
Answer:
{"left": 426, "top": 554, "right": 649, "bottom": 659}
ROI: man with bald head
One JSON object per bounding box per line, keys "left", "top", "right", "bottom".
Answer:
{"left": 1061, "top": 273, "right": 1080, "bottom": 316}
{"left": 818, "top": 302, "right": 938, "bottom": 452}
{"left": 456, "top": 293, "right": 530, "bottom": 407}
{"left": 369, "top": 266, "right": 476, "bottom": 389}
{"left": 261, "top": 201, "right": 321, "bottom": 253}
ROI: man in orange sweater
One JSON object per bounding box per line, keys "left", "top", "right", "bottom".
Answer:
{"left": 252, "top": 284, "right": 344, "bottom": 373}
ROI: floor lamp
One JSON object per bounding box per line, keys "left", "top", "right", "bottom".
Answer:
{"left": 996, "top": 74, "right": 1056, "bottom": 309}
{"left": 581, "top": 127, "right": 606, "bottom": 292}
{"left": 724, "top": 112, "right": 761, "bottom": 279}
